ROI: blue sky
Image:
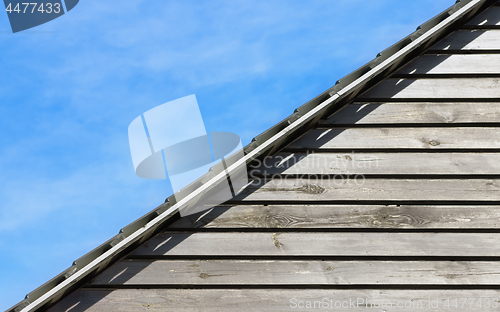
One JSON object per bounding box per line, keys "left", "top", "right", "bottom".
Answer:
{"left": 0, "top": 0, "right": 454, "bottom": 310}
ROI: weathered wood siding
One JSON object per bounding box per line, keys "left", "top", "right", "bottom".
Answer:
{"left": 429, "top": 30, "right": 500, "bottom": 50}
{"left": 48, "top": 3, "right": 500, "bottom": 312}
{"left": 90, "top": 260, "right": 500, "bottom": 285}
{"left": 168, "top": 205, "right": 500, "bottom": 229}
{"left": 396, "top": 55, "right": 500, "bottom": 74}
{"left": 287, "top": 128, "right": 500, "bottom": 149}
{"left": 47, "top": 289, "right": 500, "bottom": 312}
{"left": 359, "top": 78, "right": 500, "bottom": 99}
{"left": 322, "top": 102, "right": 500, "bottom": 124}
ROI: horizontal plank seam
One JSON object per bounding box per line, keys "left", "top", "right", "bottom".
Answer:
{"left": 392, "top": 74, "right": 500, "bottom": 78}
{"left": 224, "top": 200, "right": 500, "bottom": 205}
{"left": 317, "top": 123, "right": 500, "bottom": 128}
{"left": 161, "top": 228, "right": 500, "bottom": 233}
{"left": 460, "top": 25, "right": 500, "bottom": 29}
{"left": 81, "top": 284, "right": 500, "bottom": 290}
{"left": 281, "top": 148, "right": 500, "bottom": 153}
{"left": 124, "top": 255, "right": 500, "bottom": 261}
{"left": 247, "top": 174, "right": 500, "bottom": 179}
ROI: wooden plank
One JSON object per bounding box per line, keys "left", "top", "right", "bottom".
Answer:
{"left": 287, "top": 128, "right": 500, "bottom": 150}
{"left": 429, "top": 30, "right": 500, "bottom": 50}
{"left": 322, "top": 102, "right": 500, "bottom": 124}
{"left": 395, "top": 55, "right": 500, "bottom": 74}
{"left": 359, "top": 78, "right": 500, "bottom": 99}
{"left": 90, "top": 260, "right": 500, "bottom": 285}
{"left": 169, "top": 205, "right": 500, "bottom": 229}
{"left": 48, "top": 289, "right": 500, "bottom": 312}
{"left": 466, "top": 7, "right": 500, "bottom": 26}
{"left": 131, "top": 232, "right": 500, "bottom": 256}
{"left": 249, "top": 153, "right": 500, "bottom": 175}
{"left": 235, "top": 178, "right": 500, "bottom": 202}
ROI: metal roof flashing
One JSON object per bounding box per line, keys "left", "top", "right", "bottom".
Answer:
{"left": 6, "top": 0, "right": 495, "bottom": 311}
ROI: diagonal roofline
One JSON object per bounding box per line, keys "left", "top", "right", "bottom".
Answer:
{"left": 7, "top": 0, "right": 496, "bottom": 311}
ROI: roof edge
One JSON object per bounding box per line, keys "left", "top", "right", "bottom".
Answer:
{"left": 8, "top": 0, "right": 495, "bottom": 311}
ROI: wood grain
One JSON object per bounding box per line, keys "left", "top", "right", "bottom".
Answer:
{"left": 287, "top": 128, "right": 500, "bottom": 150}
{"left": 235, "top": 178, "right": 500, "bottom": 202}
{"left": 47, "top": 289, "right": 500, "bottom": 312}
{"left": 131, "top": 232, "right": 500, "bottom": 257}
{"left": 359, "top": 78, "right": 500, "bottom": 99}
{"left": 249, "top": 152, "right": 500, "bottom": 175}
{"left": 428, "top": 30, "right": 500, "bottom": 50}
{"left": 90, "top": 260, "right": 500, "bottom": 285}
{"left": 395, "top": 55, "right": 500, "bottom": 74}
{"left": 322, "top": 102, "right": 500, "bottom": 124}
{"left": 169, "top": 205, "right": 500, "bottom": 229}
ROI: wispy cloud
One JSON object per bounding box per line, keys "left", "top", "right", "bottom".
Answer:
{"left": 0, "top": 0, "right": 454, "bottom": 309}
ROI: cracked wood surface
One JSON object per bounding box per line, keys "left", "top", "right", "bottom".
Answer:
{"left": 234, "top": 178, "right": 500, "bottom": 202}
{"left": 168, "top": 205, "right": 500, "bottom": 229}
{"left": 130, "top": 232, "right": 500, "bottom": 257}
{"left": 89, "top": 260, "right": 500, "bottom": 285}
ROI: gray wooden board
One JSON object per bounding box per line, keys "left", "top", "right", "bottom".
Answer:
{"left": 90, "top": 260, "right": 500, "bottom": 285}
{"left": 395, "top": 55, "right": 500, "bottom": 74}
{"left": 466, "top": 6, "right": 500, "bottom": 26}
{"left": 359, "top": 78, "right": 500, "bottom": 99}
{"left": 249, "top": 152, "right": 500, "bottom": 175}
{"left": 287, "top": 128, "right": 500, "bottom": 149}
{"left": 234, "top": 178, "right": 500, "bottom": 201}
{"left": 131, "top": 232, "right": 500, "bottom": 256}
{"left": 322, "top": 102, "right": 500, "bottom": 124}
{"left": 169, "top": 205, "right": 500, "bottom": 229}
{"left": 46, "top": 289, "right": 500, "bottom": 312}
{"left": 429, "top": 30, "right": 500, "bottom": 50}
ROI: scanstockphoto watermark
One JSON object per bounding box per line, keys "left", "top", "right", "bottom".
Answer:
{"left": 290, "top": 297, "right": 500, "bottom": 310}
{"left": 290, "top": 297, "right": 423, "bottom": 310}
{"left": 248, "top": 151, "right": 379, "bottom": 187}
